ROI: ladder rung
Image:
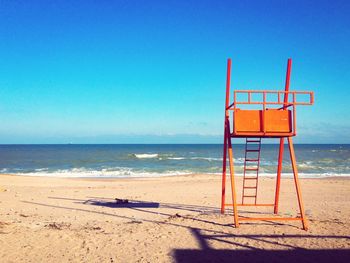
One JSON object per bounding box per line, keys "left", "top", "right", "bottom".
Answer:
{"left": 244, "top": 177, "right": 258, "bottom": 180}
{"left": 245, "top": 159, "right": 259, "bottom": 162}
{"left": 246, "top": 140, "right": 261, "bottom": 143}
{"left": 243, "top": 195, "right": 257, "bottom": 198}
{"left": 246, "top": 149, "right": 260, "bottom": 152}
{"left": 245, "top": 167, "right": 258, "bottom": 171}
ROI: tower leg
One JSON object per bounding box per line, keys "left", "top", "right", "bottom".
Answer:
{"left": 222, "top": 58, "right": 231, "bottom": 214}
{"left": 287, "top": 137, "right": 308, "bottom": 230}
{"left": 274, "top": 138, "right": 284, "bottom": 214}
{"left": 221, "top": 120, "right": 228, "bottom": 214}
{"left": 227, "top": 126, "right": 239, "bottom": 228}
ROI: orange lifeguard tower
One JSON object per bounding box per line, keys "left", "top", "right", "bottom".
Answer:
{"left": 221, "top": 58, "right": 314, "bottom": 230}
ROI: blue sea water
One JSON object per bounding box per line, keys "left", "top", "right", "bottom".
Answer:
{"left": 0, "top": 144, "right": 349, "bottom": 178}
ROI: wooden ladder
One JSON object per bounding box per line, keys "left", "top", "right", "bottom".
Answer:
{"left": 242, "top": 138, "right": 262, "bottom": 205}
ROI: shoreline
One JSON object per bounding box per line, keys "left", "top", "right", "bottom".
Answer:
{"left": 1, "top": 172, "right": 350, "bottom": 181}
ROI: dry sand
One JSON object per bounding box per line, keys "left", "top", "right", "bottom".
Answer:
{"left": 0, "top": 173, "right": 349, "bottom": 262}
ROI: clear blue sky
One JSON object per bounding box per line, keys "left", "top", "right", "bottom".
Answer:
{"left": 0, "top": 0, "right": 349, "bottom": 143}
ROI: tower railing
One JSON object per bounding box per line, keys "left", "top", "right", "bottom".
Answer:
{"left": 232, "top": 90, "right": 314, "bottom": 107}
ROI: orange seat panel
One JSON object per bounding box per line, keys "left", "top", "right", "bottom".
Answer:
{"left": 234, "top": 110, "right": 262, "bottom": 132}
{"left": 265, "top": 109, "right": 292, "bottom": 132}
{"left": 234, "top": 109, "right": 292, "bottom": 134}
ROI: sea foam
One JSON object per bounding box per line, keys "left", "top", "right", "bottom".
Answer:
{"left": 134, "top": 153, "right": 159, "bottom": 159}
{"left": 16, "top": 167, "right": 192, "bottom": 178}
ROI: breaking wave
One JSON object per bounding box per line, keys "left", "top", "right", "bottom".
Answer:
{"left": 133, "top": 153, "right": 159, "bottom": 159}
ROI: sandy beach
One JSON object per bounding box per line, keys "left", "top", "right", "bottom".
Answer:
{"left": 0, "top": 174, "right": 349, "bottom": 262}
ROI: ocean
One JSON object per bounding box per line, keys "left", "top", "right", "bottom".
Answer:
{"left": 0, "top": 144, "right": 349, "bottom": 178}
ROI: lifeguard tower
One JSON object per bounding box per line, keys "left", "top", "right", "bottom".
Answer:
{"left": 221, "top": 58, "right": 314, "bottom": 230}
